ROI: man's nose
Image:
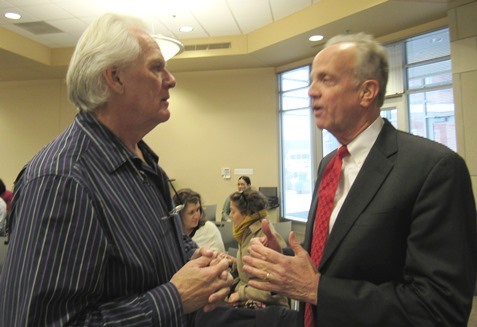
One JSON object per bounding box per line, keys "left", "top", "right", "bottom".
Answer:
{"left": 164, "top": 69, "right": 176, "bottom": 88}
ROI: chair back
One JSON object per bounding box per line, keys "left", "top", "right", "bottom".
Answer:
{"left": 215, "top": 221, "right": 237, "bottom": 251}
{"left": 203, "top": 204, "right": 217, "bottom": 221}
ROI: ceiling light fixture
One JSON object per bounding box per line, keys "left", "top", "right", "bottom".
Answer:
{"left": 5, "top": 12, "right": 21, "bottom": 20}
{"left": 179, "top": 26, "right": 193, "bottom": 33}
{"left": 309, "top": 35, "right": 324, "bottom": 42}
{"left": 152, "top": 35, "right": 184, "bottom": 61}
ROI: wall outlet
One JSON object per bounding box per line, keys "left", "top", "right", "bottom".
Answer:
{"left": 221, "top": 167, "right": 231, "bottom": 179}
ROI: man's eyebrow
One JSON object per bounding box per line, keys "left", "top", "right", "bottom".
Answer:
{"left": 311, "top": 71, "right": 329, "bottom": 78}
{"left": 150, "top": 58, "right": 165, "bottom": 66}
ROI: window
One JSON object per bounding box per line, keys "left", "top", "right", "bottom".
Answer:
{"left": 405, "top": 29, "right": 455, "bottom": 150}
{"left": 279, "top": 66, "right": 314, "bottom": 221}
{"left": 278, "top": 28, "right": 455, "bottom": 222}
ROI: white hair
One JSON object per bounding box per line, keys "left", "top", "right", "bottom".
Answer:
{"left": 66, "top": 13, "right": 151, "bottom": 112}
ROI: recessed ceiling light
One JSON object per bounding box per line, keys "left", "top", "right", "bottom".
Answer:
{"left": 309, "top": 34, "right": 324, "bottom": 42}
{"left": 5, "top": 12, "right": 21, "bottom": 20}
{"left": 179, "top": 26, "right": 193, "bottom": 33}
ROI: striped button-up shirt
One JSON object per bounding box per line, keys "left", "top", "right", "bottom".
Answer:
{"left": 0, "top": 111, "right": 197, "bottom": 326}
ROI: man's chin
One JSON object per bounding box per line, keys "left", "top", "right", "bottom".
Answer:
{"left": 314, "top": 118, "right": 326, "bottom": 130}
{"left": 157, "top": 109, "right": 171, "bottom": 124}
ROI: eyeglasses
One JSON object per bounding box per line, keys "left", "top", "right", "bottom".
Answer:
{"left": 160, "top": 179, "right": 184, "bottom": 220}
{"left": 160, "top": 204, "right": 184, "bottom": 220}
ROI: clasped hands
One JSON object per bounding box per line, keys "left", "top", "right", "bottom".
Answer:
{"left": 242, "top": 219, "right": 320, "bottom": 304}
{"left": 170, "top": 247, "right": 234, "bottom": 314}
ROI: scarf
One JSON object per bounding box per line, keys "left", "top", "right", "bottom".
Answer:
{"left": 233, "top": 209, "right": 268, "bottom": 244}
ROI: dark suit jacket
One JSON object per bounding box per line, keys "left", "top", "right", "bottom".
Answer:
{"left": 301, "top": 120, "right": 476, "bottom": 326}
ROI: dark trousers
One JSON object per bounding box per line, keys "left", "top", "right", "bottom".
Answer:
{"left": 195, "top": 305, "right": 298, "bottom": 327}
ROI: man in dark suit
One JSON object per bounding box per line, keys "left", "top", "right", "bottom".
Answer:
{"left": 242, "top": 33, "right": 476, "bottom": 326}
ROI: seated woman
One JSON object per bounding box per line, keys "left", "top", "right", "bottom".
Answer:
{"left": 221, "top": 175, "right": 251, "bottom": 221}
{"left": 195, "top": 189, "right": 296, "bottom": 326}
{"left": 228, "top": 188, "right": 288, "bottom": 308}
{"left": 173, "top": 188, "right": 225, "bottom": 253}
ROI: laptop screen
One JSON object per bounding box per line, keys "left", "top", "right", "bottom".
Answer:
{"left": 258, "top": 187, "right": 277, "bottom": 198}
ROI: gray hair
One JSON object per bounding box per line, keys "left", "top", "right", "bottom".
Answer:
{"left": 66, "top": 14, "right": 151, "bottom": 112}
{"left": 326, "top": 33, "right": 389, "bottom": 107}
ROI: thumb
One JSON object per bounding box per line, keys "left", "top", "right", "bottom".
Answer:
{"left": 289, "top": 231, "right": 304, "bottom": 255}
{"left": 261, "top": 219, "right": 274, "bottom": 240}
{"left": 289, "top": 232, "right": 318, "bottom": 273}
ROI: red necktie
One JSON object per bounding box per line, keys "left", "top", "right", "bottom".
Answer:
{"left": 304, "top": 145, "right": 349, "bottom": 327}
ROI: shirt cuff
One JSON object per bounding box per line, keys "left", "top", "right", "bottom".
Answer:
{"left": 146, "top": 282, "right": 185, "bottom": 326}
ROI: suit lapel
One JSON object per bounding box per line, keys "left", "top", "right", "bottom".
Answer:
{"left": 318, "top": 120, "right": 398, "bottom": 269}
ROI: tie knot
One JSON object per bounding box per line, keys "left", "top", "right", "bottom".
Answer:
{"left": 337, "top": 145, "right": 349, "bottom": 159}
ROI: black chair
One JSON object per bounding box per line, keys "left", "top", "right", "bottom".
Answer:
{"left": 215, "top": 221, "right": 238, "bottom": 251}
{"left": 204, "top": 204, "right": 217, "bottom": 221}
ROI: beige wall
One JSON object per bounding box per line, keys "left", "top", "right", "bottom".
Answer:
{"left": 0, "top": 79, "right": 76, "bottom": 187}
{"left": 449, "top": 0, "right": 477, "bottom": 203}
{"left": 0, "top": 68, "right": 279, "bottom": 220}
{"left": 144, "top": 68, "right": 279, "bottom": 219}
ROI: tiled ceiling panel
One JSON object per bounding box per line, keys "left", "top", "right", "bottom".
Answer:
{"left": 191, "top": 0, "right": 241, "bottom": 37}
{"left": 270, "top": 0, "right": 312, "bottom": 21}
{"left": 0, "top": 0, "right": 317, "bottom": 47}
{"left": 228, "top": 0, "right": 272, "bottom": 34}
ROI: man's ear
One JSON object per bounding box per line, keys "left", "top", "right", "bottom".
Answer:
{"left": 103, "top": 66, "right": 124, "bottom": 93}
{"left": 359, "top": 80, "right": 379, "bottom": 107}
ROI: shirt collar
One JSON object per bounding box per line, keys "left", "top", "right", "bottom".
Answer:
{"left": 346, "top": 116, "right": 384, "bottom": 166}
{"left": 248, "top": 219, "right": 264, "bottom": 234}
{"left": 75, "top": 111, "right": 159, "bottom": 173}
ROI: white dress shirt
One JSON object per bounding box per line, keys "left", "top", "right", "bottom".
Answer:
{"left": 328, "top": 116, "right": 385, "bottom": 232}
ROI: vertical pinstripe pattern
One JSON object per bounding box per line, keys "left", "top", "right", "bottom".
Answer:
{"left": 0, "top": 112, "right": 195, "bottom": 327}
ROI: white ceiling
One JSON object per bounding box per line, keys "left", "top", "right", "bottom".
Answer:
{"left": 0, "top": 0, "right": 320, "bottom": 48}
{"left": 0, "top": 0, "right": 452, "bottom": 80}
